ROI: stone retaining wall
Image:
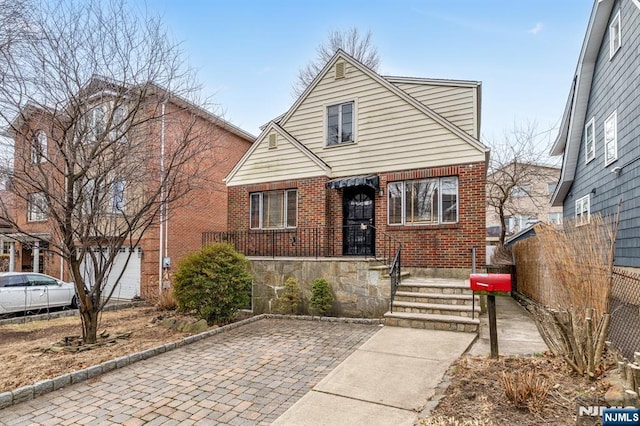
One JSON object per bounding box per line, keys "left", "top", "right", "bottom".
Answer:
{"left": 248, "top": 258, "right": 390, "bottom": 318}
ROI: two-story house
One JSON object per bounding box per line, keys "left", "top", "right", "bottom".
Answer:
{"left": 4, "top": 78, "right": 254, "bottom": 299}
{"left": 221, "top": 50, "right": 488, "bottom": 315}
{"left": 551, "top": 0, "right": 640, "bottom": 273}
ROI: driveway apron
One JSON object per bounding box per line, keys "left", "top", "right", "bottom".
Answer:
{"left": 0, "top": 319, "right": 379, "bottom": 426}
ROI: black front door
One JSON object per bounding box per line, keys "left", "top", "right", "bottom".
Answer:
{"left": 343, "top": 187, "right": 375, "bottom": 256}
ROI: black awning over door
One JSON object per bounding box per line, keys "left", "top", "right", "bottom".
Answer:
{"left": 326, "top": 175, "right": 379, "bottom": 190}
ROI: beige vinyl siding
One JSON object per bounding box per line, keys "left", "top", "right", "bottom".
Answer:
{"left": 228, "top": 132, "right": 327, "bottom": 186}
{"left": 281, "top": 64, "right": 484, "bottom": 177}
{"left": 394, "top": 82, "right": 477, "bottom": 138}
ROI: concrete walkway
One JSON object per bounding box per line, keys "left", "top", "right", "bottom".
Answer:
{"left": 273, "top": 327, "right": 476, "bottom": 426}
{"left": 274, "top": 295, "right": 548, "bottom": 426}
{"left": 466, "top": 294, "right": 548, "bottom": 357}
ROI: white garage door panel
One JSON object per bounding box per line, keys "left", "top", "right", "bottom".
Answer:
{"left": 81, "top": 247, "right": 141, "bottom": 300}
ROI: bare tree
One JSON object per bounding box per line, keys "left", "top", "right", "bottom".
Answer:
{"left": 486, "top": 123, "right": 557, "bottom": 245}
{"left": 0, "top": 0, "right": 219, "bottom": 343}
{"left": 293, "top": 27, "right": 380, "bottom": 97}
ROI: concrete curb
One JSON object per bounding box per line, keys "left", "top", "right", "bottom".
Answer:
{"left": 0, "top": 313, "right": 382, "bottom": 410}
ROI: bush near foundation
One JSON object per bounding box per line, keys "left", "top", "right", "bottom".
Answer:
{"left": 173, "top": 243, "right": 252, "bottom": 325}
{"left": 309, "top": 278, "right": 334, "bottom": 316}
{"left": 274, "top": 277, "right": 301, "bottom": 314}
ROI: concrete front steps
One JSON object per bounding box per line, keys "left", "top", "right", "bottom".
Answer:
{"left": 384, "top": 277, "right": 480, "bottom": 333}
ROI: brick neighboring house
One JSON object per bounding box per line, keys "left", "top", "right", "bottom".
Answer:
{"left": 223, "top": 50, "right": 488, "bottom": 274}
{"left": 3, "top": 78, "right": 253, "bottom": 299}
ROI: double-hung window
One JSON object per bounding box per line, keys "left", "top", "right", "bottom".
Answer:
{"left": 28, "top": 192, "right": 47, "bottom": 222}
{"left": 388, "top": 177, "right": 458, "bottom": 225}
{"left": 575, "top": 194, "right": 590, "bottom": 226}
{"left": 609, "top": 10, "right": 621, "bottom": 59}
{"left": 584, "top": 118, "right": 595, "bottom": 163}
{"left": 111, "top": 180, "right": 126, "bottom": 213}
{"left": 31, "top": 130, "right": 47, "bottom": 163}
{"left": 326, "top": 101, "right": 354, "bottom": 146}
{"left": 88, "top": 105, "right": 106, "bottom": 142}
{"left": 604, "top": 111, "right": 617, "bottom": 165}
{"left": 511, "top": 185, "right": 531, "bottom": 197}
{"left": 250, "top": 189, "right": 297, "bottom": 229}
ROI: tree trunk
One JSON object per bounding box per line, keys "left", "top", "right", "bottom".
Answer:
{"left": 80, "top": 305, "right": 99, "bottom": 344}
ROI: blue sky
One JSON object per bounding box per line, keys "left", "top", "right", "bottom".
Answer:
{"left": 141, "top": 1, "right": 593, "bottom": 148}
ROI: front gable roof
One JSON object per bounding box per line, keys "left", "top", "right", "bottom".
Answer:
{"left": 550, "top": 0, "right": 615, "bottom": 206}
{"left": 279, "top": 49, "right": 488, "bottom": 154}
{"left": 225, "top": 121, "right": 330, "bottom": 185}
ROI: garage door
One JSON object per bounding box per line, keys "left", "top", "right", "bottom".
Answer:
{"left": 81, "top": 247, "right": 141, "bottom": 300}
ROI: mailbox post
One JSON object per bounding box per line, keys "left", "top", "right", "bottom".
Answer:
{"left": 469, "top": 273, "right": 512, "bottom": 359}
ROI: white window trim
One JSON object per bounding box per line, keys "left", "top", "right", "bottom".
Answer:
{"left": 604, "top": 110, "right": 618, "bottom": 166}
{"left": 634, "top": 0, "right": 640, "bottom": 11}
{"left": 575, "top": 194, "right": 590, "bottom": 226}
{"left": 387, "top": 176, "right": 458, "bottom": 226}
{"left": 584, "top": 117, "right": 595, "bottom": 164}
{"left": 609, "top": 10, "right": 621, "bottom": 60}
{"left": 249, "top": 189, "right": 297, "bottom": 230}
{"left": 324, "top": 99, "right": 357, "bottom": 147}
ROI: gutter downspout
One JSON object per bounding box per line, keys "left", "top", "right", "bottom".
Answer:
{"left": 158, "top": 101, "right": 166, "bottom": 293}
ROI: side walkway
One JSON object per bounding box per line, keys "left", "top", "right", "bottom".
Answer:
{"left": 273, "top": 295, "right": 548, "bottom": 426}
{"left": 466, "top": 294, "right": 548, "bottom": 356}
{"left": 273, "top": 327, "right": 476, "bottom": 426}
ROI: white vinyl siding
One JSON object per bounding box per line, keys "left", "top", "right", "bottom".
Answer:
{"left": 575, "top": 194, "right": 590, "bottom": 226}
{"left": 584, "top": 117, "right": 595, "bottom": 163}
{"left": 250, "top": 189, "right": 297, "bottom": 229}
{"left": 227, "top": 59, "right": 484, "bottom": 187}
{"left": 393, "top": 82, "right": 478, "bottom": 138}
{"left": 604, "top": 111, "right": 617, "bottom": 166}
{"left": 609, "top": 10, "right": 621, "bottom": 60}
{"left": 280, "top": 64, "right": 484, "bottom": 177}
{"left": 228, "top": 132, "right": 327, "bottom": 186}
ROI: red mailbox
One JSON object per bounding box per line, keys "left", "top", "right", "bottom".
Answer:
{"left": 469, "top": 273, "right": 511, "bottom": 293}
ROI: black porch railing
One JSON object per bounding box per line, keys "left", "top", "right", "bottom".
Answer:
{"left": 202, "top": 225, "right": 400, "bottom": 263}
{"left": 388, "top": 245, "right": 402, "bottom": 313}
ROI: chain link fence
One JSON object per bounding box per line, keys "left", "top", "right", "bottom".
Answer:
{"left": 609, "top": 268, "right": 640, "bottom": 360}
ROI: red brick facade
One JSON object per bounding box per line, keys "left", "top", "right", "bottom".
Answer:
{"left": 227, "top": 161, "right": 486, "bottom": 270}
{"left": 8, "top": 101, "right": 253, "bottom": 299}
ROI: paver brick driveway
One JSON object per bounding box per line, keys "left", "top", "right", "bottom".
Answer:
{"left": 0, "top": 318, "right": 379, "bottom": 425}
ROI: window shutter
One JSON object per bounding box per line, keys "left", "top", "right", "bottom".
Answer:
{"left": 335, "top": 62, "right": 346, "bottom": 80}
{"left": 268, "top": 133, "right": 277, "bottom": 149}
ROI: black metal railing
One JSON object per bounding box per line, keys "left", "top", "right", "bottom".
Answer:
{"left": 388, "top": 245, "right": 402, "bottom": 313}
{"left": 202, "top": 225, "right": 401, "bottom": 262}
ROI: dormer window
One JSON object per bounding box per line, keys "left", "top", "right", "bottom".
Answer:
{"left": 327, "top": 101, "right": 354, "bottom": 146}
{"left": 609, "top": 10, "right": 621, "bottom": 59}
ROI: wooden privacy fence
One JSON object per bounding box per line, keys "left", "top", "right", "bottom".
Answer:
{"left": 513, "top": 217, "right": 639, "bottom": 361}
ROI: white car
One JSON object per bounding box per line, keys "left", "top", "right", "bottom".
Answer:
{"left": 0, "top": 272, "right": 77, "bottom": 315}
